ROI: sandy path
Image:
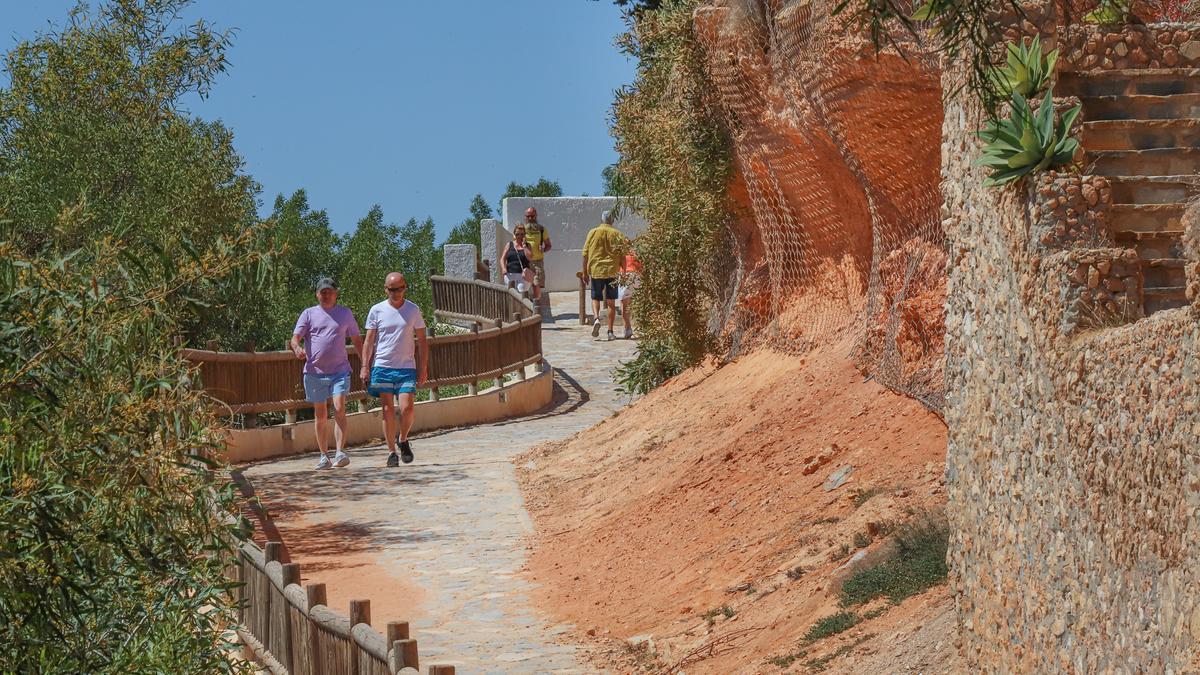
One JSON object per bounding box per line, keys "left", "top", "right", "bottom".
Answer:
{"left": 242, "top": 294, "right": 636, "bottom": 673}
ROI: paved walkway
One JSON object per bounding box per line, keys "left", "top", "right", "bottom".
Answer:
{"left": 243, "top": 294, "right": 637, "bottom": 673}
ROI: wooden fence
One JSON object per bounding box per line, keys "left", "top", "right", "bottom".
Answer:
{"left": 233, "top": 538, "right": 455, "bottom": 675}
{"left": 185, "top": 277, "right": 541, "bottom": 416}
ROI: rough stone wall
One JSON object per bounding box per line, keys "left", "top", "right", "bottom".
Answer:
{"left": 942, "top": 60, "right": 1200, "bottom": 672}
{"left": 1060, "top": 23, "right": 1200, "bottom": 69}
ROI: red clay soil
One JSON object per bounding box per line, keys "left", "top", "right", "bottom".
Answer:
{"left": 517, "top": 339, "right": 955, "bottom": 673}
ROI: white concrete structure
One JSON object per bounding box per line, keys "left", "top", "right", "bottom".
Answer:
{"left": 480, "top": 218, "right": 505, "bottom": 284}
{"left": 443, "top": 243, "right": 477, "bottom": 280}
{"left": 487, "top": 197, "right": 648, "bottom": 292}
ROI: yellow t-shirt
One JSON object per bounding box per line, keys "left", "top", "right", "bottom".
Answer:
{"left": 583, "top": 224, "right": 627, "bottom": 279}
{"left": 525, "top": 223, "right": 547, "bottom": 261}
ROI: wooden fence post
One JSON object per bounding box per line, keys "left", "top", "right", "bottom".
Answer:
{"left": 395, "top": 638, "right": 418, "bottom": 670}
{"left": 305, "top": 583, "right": 326, "bottom": 670}
{"left": 265, "top": 541, "right": 283, "bottom": 564}
{"left": 428, "top": 666, "right": 456, "bottom": 675}
{"left": 349, "top": 599, "right": 370, "bottom": 673}
{"left": 279, "top": 563, "right": 300, "bottom": 673}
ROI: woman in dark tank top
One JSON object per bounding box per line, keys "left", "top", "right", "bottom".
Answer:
{"left": 500, "top": 226, "right": 535, "bottom": 294}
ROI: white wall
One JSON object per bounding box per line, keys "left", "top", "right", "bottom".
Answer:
{"left": 487, "top": 197, "right": 648, "bottom": 292}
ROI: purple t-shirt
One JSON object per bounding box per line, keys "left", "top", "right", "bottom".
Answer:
{"left": 294, "top": 305, "right": 360, "bottom": 375}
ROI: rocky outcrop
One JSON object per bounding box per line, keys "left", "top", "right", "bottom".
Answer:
{"left": 694, "top": 0, "right": 945, "bottom": 403}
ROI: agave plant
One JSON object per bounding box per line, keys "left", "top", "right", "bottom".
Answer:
{"left": 1084, "top": 0, "right": 1131, "bottom": 23}
{"left": 989, "top": 35, "right": 1058, "bottom": 98}
{"left": 975, "top": 87, "right": 1081, "bottom": 187}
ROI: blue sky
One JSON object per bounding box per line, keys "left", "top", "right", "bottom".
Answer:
{"left": 1, "top": 1, "right": 635, "bottom": 240}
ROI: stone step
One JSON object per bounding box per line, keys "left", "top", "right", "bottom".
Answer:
{"left": 1080, "top": 93, "right": 1200, "bottom": 120}
{"left": 1058, "top": 68, "right": 1200, "bottom": 97}
{"left": 1112, "top": 229, "right": 1185, "bottom": 259}
{"left": 1107, "top": 175, "right": 1200, "bottom": 204}
{"left": 1081, "top": 118, "right": 1200, "bottom": 151}
{"left": 1143, "top": 257, "right": 1187, "bottom": 288}
{"left": 1143, "top": 285, "right": 1189, "bottom": 314}
{"left": 1109, "top": 203, "right": 1186, "bottom": 232}
{"left": 1089, "top": 147, "right": 1200, "bottom": 176}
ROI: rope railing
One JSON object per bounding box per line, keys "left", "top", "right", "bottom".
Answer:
{"left": 185, "top": 276, "right": 542, "bottom": 417}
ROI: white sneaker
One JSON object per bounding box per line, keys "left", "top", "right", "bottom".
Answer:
{"left": 606, "top": 330, "right": 615, "bottom": 341}
{"left": 314, "top": 453, "right": 331, "bottom": 470}
{"left": 333, "top": 450, "right": 349, "bottom": 467}
{"left": 624, "top": 328, "right": 634, "bottom": 339}
{"left": 591, "top": 317, "right": 602, "bottom": 337}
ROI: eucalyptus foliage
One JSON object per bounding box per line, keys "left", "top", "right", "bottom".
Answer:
{"left": 610, "top": 0, "right": 733, "bottom": 367}
{"left": 0, "top": 0, "right": 274, "bottom": 350}
{"left": 989, "top": 35, "right": 1058, "bottom": 99}
{"left": 0, "top": 232, "right": 257, "bottom": 673}
{"left": 974, "top": 89, "right": 1081, "bottom": 187}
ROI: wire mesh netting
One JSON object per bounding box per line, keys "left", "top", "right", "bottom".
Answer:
{"left": 694, "top": 0, "right": 948, "bottom": 412}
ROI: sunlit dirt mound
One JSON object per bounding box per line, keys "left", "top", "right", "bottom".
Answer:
{"left": 517, "top": 342, "right": 954, "bottom": 673}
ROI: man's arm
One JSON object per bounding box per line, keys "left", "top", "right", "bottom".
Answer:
{"left": 415, "top": 328, "right": 429, "bottom": 386}
{"left": 290, "top": 334, "right": 306, "bottom": 360}
{"left": 350, "top": 333, "right": 365, "bottom": 362}
{"left": 359, "top": 329, "right": 377, "bottom": 383}
{"left": 542, "top": 229, "right": 551, "bottom": 252}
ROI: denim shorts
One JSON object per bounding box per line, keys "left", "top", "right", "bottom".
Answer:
{"left": 367, "top": 366, "right": 417, "bottom": 397}
{"left": 302, "top": 371, "right": 351, "bottom": 403}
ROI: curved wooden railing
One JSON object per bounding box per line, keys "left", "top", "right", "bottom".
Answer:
{"left": 186, "top": 277, "right": 542, "bottom": 416}
{"left": 233, "top": 538, "right": 454, "bottom": 675}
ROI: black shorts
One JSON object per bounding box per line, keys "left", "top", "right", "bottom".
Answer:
{"left": 590, "top": 277, "right": 618, "bottom": 301}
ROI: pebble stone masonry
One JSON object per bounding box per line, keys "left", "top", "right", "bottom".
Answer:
{"left": 942, "top": 3, "right": 1200, "bottom": 670}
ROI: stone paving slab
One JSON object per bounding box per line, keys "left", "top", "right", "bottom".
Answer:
{"left": 243, "top": 295, "right": 638, "bottom": 673}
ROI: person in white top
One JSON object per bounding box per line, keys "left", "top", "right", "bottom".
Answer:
{"left": 359, "top": 272, "right": 429, "bottom": 467}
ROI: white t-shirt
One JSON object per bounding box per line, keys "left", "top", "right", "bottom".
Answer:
{"left": 365, "top": 299, "right": 426, "bottom": 370}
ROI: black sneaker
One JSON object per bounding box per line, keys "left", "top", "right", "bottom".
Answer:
{"left": 386, "top": 452, "right": 399, "bottom": 468}
{"left": 400, "top": 440, "right": 414, "bottom": 464}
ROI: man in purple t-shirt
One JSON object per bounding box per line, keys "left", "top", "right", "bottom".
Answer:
{"left": 291, "top": 278, "right": 364, "bottom": 470}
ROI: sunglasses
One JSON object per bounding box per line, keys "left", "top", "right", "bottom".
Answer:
{"left": 386, "top": 286, "right": 407, "bottom": 292}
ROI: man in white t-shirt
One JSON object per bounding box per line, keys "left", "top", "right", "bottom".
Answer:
{"left": 359, "top": 272, "right": 429, "bottom": 467}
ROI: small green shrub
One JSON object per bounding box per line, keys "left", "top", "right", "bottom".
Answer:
{"left": 975, "top": 88, "right": 1081, "bottom": 187}
{"left": 853, "top": 531, "right": 874, "bottom": 548}
{"left": 786, "top": 565, "right": 806, "bottom": 580}
{"left": 838, "top": 511, "right": 950, "bottom": 607}
{"left": 614, "top": 339, "right": 688, "bottom": 395}
{"left": 804, "top": 611, "right": 861, "bottom": 642}
{"left": 989, "top": 35, "right": 1057, "bottom": 98}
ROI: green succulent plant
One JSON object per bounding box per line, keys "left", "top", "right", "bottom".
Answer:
{"left": 989, "top": 35, "right": 1058, "bottom": 98}
{"left": 975, "top": 87, "right": 1082, "bottom": 187}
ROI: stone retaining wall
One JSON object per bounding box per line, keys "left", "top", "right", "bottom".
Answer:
{"left": 941, "top": 55, "right": 1200, "bottom": 671}
{"left": 1059, "top": 23, "right": 1200, "bottom": 69}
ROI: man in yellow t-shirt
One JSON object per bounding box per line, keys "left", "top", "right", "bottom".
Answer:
{"left": 582, "top": 210, "right": 629, "bottom": 341}
{"left": 523, "top": 207, "right": 551, "bottom": 299}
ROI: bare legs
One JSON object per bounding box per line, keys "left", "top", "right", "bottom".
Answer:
{"left": 314, "top": 395, "right": 348, "bottom": 455}
{"left": 380, "top": 392, "right": 416, "bottom": 451}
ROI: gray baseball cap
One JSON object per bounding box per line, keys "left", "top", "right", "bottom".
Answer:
{"left": 315, "top": 277, "right": 337, "bottom": 291}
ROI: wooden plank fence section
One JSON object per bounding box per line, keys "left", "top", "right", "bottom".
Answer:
{"left": 236, "top": 538, "right": 454, "bottom": 674}
{"left": 187, "top": 276, "right": 541, "bottom": 415}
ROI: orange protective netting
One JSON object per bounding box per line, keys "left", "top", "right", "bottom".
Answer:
{"left": 695, "top": 0, "right": 947, "bottom": 411}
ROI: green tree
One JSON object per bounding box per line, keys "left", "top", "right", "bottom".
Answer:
{"left": 261, "top": 189, "right": 342, "bottom": 347}
{"left": 0, "top": 1, "right": 266, "bottom": 670}
{"left": 0, "top": 0, "right": 268, "bottom": 348}
{"left": 338, "top": 205, "right": 403, "bottom": 324}
{"left": 497, "top": 177, "right": 563, "bottom": 213}
{"left": 397, "top": 216, "right": 439, "bottom": 315}
{"left": 442, "top": 193, "right": 493, "bottom": 253}
{"left": 602, "top": 163, "right": 632, "bottom": 196}
{"left": 611, "top": 0, "right": 733, "bottom": 365}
